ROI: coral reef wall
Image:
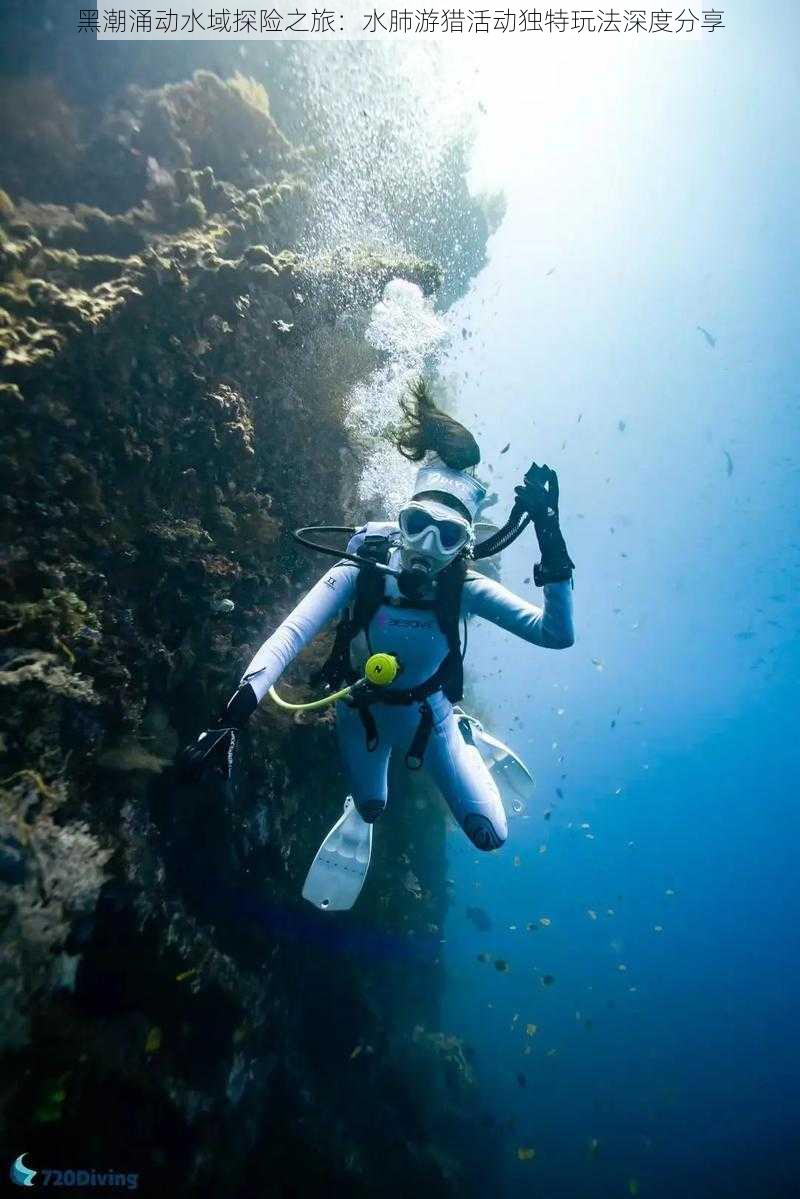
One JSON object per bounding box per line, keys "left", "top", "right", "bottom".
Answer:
{"left": 0, "top": 55, "right": 497, "bottom": 1198}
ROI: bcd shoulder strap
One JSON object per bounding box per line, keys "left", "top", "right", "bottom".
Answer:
{"left": 314, "top": 534, "right": 391, "bottom": 687}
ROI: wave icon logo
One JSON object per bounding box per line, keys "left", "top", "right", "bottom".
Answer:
{"left": 10, "top": 1154, "right": 37, "bottom": 1187}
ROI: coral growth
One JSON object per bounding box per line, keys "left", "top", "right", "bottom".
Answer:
{"left": 0, "top": 61, "right": 496, "bottom": 1198}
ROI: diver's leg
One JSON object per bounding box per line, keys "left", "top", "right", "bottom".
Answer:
{"left": 335, "top": 701, "right": 391, "bottom": 823}
{"left": 423, "top": 706, "right": 508, "bottom": 851}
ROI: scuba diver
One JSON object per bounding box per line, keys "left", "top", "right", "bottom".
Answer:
{"left": 180, "top": 381, "right": 575, "bottom": 909}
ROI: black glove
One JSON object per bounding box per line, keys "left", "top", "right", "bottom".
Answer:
{"left": 176, "top": 682, "right": 258, "bottom": 783}
{"left": 514, "top": 463, "right": 574, "bottom": 585}
{"left": 177, "top": 726, "right": 238, "bottom": 783}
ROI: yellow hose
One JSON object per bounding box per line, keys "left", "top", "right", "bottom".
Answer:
{"left": 267, "top": 653, "right": 400, "bottom": 713}
{"left": 267, "top": 683, "right": 355, "bottom": 712}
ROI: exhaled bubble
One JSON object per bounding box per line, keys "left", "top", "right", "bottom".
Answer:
{"left": 343, "top": 279, "right": 446, "bottom": 517}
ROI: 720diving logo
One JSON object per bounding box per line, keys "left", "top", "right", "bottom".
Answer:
{"left": 10, "top": 1154, "right": 138, "bottom": 1189}
{"left": 10, "top": 1155, "right": 35, "bottom": 1187}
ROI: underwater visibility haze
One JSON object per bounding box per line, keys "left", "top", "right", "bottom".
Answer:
{"left": 0, "top": 5, "right": 798, "bottom": 1197}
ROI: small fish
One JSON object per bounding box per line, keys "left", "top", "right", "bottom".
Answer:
{"left": 697, "top": 324, "right": 716, "bottom": 347}
{"left": 210, "top": 598, "right": 235, "bottom": 615}
{"left": 618, "top": 419, "right": 626, "bottom": 432}
{"left": 539, "top": 917, "right": 551, "bottom": 927}
{"left": 500, "top": 442, "right": 511, "bottom": 454}
{"left": 145, "top": 1027, "right": 162, "bottom": 1054}
{"left": 494, "top": 958, "right": 510, "bottom": 973}
{"left": 477, "top": 952, "right": 492, "bottom": 964}
{"left": 516, "top": 1072, "right": 527, "bottom": 1088}
{"left": 525, "top": 1023, "right": 537, "bottom": 1036}
{"left": 350, "top": 1045, "right": 363, "bottom": 1059}
{"left": 175, "top": 968, "right": 198, "bottom": 983}
{"left": 724, "top": 449, "right": 733, "bottom": 476}
{"left": 517, "top": 1147, "right": 536, "bottom": 1161}
{"left": 541, "top": 974, "right": 555, "bottom": 986}
{"left": 466, "top": 906, "right": 492, "bottom": 932}
{"left": 546, "top": 266, "right": 557, "bottom": 276}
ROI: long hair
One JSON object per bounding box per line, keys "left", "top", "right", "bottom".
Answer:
{"left": 389, "top": 378, "right": 480, "bottom": 470}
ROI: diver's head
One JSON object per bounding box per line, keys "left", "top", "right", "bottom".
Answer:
{"left": 398, "top": 458, "right": 487, "bottom": 576}
{"left": 390, "top": 378, "right": 486, "bottom": 576}
{"left": 399, "top": 497, "right": 472, "bottom": 575}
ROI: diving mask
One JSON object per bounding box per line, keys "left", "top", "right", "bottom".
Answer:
{"left": 398, "top": 499, "right": 472, "bottom": 573}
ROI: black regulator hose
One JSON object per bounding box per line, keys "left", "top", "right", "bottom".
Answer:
{"left": 292, "top": 526, "right": 405, "bottom": 579}
{"left": 471, "top": 505, "right": 531, "bottom": 560}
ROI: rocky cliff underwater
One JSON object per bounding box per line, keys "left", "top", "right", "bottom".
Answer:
{"left": 0, "top": 50, "right": 504, "bottom": 1197}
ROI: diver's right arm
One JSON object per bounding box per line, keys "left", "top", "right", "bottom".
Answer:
{"left": 177, "top": 560, "right": 358, "bottom": 780}
{"left": 239, "top": 560, "right": 359, "bottom": 700}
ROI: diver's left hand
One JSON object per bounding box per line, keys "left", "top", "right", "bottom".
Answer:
{"left": 516, "top": 463, "right": 574, "bottom": 584}
{"left": 514, "top": 463, "right": 560, "bottom": 524}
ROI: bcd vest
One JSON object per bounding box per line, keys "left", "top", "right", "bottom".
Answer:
{"left": 315, "top": 533, "right": 476, "bottom": 767}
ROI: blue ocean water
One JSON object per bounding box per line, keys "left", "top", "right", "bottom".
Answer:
{"left": 438, "top": 9, "right": 800, "bottom": 1194}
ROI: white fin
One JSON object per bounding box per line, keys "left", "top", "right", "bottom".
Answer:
{"left": 302, "top": 797, "right": 373, "bottom": 911}
{"left": 455, "top": 709, "right": 535, "bottom": 812}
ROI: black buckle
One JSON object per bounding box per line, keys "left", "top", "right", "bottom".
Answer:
{"left": 357, "top": 535, "right": 391, "bottom": 565}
